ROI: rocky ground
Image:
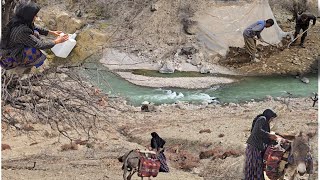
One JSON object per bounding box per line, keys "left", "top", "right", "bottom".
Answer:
{"left": 220, "top": 20, "right": 320, "bottom": 76}
{"left": 2, "top": 0, "right": 319, "bottom": 180}
{"left": 2, "top": 96, "right": 318, "bottom": 180}
{"left": 33, "top": 0, "right": 319, "bottom": 88}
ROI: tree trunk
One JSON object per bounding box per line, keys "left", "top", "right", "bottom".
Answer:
{"left": 2, "top": 0, "right": 16, "bottom": 27}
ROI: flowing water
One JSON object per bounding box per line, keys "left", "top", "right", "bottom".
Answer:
{"left": 80, "top": 62, "right": 317, "bottom": 106}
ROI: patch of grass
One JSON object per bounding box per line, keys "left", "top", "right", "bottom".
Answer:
{"left": 61, "top": 143, "right": 78, "bottom": 151}
{"left": 132, "top": 69, "right": 208, "bottom": 78}
{"left": 98, "top": 22, "right": 109, "bottom": 29}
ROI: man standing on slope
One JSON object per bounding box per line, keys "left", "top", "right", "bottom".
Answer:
{"left": 243, "top": 19, "right": 274, "bottom": 62}
{"left": 293, "top": 13, "right": 316, "bottom": 48}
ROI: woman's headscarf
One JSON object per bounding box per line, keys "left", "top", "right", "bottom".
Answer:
{"left": 250, "top": 109, "right": 277, "bottom": 132}
{"left": 1, "top": 2, "right": 40, "bottom": 48}
{"left": 151, "top": 132, "right": 166, "bottom": 149}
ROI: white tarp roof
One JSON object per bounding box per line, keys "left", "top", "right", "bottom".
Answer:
{"left": 196, "top": 0, "right": 290, "bottom": 56}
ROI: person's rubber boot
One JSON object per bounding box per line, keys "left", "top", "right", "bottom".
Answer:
{"left": 251, "top": 56, "right": 260, "bottom": 63}
{"left": 299, "top": 43, "right": 305, "bottom": 48}
{"left": 253, "top": 57, "right": 261, "bottom": 63}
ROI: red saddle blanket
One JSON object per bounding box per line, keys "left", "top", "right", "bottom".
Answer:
{"left": 138, "top": 156, "right": 161, "bottom": 177}
{"left": 263, "top": 143, "right": 290, "bottom": 180}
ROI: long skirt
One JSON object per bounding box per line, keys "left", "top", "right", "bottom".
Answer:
{"left": 158, "top": 151, "right": 169, "bottom": 172}
{"left": 0, "top": 47, "right": 46, "bottom": 70}
{"left": 244, "top": 144, "right": 265, "bottom": 180}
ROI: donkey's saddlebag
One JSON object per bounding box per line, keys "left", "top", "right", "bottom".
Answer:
{"left": 138, "top": 156, "right": 160, "bottom": 177}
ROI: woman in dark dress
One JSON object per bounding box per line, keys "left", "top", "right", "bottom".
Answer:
{"left": 0, "top": 2, "right": 68, "bottom": 71}
{"left": 244, "top": 109, "right": 284, "bottom": 180}
{"left": 151, "top": 132, "right": 169, "bottom": 172}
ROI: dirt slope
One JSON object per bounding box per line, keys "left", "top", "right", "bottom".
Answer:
{"left": 2, "top": 98, "right": 318, "bottom": 180}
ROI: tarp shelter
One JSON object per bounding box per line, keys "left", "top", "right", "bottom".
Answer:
{"left": 196, "top": 0, "right": 291, "bottom": 56}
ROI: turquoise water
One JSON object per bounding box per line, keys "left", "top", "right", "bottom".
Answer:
{"left": 80, "top": 62, "right": 318, "bottom": 106}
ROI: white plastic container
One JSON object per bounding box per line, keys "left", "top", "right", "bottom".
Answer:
{"left": 51, "top": 33, "right": 77, "bottom": 58}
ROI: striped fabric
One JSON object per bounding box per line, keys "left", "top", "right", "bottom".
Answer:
{"left": 245, "top": 144, "right": 265, "bottom": 180}
{"left": 0, "top": 47, "right": 46, "bottom": 69}
{"left": 7, "top": 25, "right": 55, "bottom": 60}
{"left": 158, "top": 151, "right": 169, "bottom": 172}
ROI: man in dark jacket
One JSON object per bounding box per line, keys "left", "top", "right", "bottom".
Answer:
{"left": 293, "top": 13, "right": 316, "bottom": 48}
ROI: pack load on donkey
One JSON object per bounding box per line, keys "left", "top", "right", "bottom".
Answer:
{"left": 138, "top": 150, "right": 161, "bottom": 178}
{"left": 263, "top": 134, "right": 314, "bottom": 180}
{"left": 263, "top": 140, "right": 291, "bottom": 180}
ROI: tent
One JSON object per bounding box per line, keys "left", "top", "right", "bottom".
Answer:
{"left": 196, "top": 0, "right": 291, "bottom": 56}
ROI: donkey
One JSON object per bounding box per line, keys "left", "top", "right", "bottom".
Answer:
{"left": 118, "top": 150, "right": 157, "bottom": 180}
{"left": 282, "top": 132, "right": 314, "bottom": 180}
{"left": 264, "top": 132, "right": 315, "bottom": 180}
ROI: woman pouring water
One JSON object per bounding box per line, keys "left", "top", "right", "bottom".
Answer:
{"left": 0, "top": 1, "right": 68, "bottom": 72}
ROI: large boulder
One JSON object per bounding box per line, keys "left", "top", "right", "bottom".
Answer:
{"left": 56, "top": 12, "right": 85, "bottom": 33}
{"left": 70, "top": 28, "right": 109, "bottom": 62}
{"left": 200, "top": 63, "right": 210, "bottom": 74}
{"left": 38, "top": 10, "right": 84, "bottom": 33}
{"left": 159, "top": 61, "right": 175, "bottom": 73}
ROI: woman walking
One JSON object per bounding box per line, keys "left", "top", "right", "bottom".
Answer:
{"left": 151, "top": 132, "right": 169, "bottom": 173}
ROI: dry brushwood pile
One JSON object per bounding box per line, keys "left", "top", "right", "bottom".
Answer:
{"left": 1, "top": 67, "right": 112, "bottom": 141}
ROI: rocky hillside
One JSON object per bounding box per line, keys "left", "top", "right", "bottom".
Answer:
{"left": 34, "top": 0, "right": 319, "bottom": 76}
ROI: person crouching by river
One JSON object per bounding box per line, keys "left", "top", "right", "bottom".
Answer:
{"left": 150, "top": 132, "right": 169, "bottom": 173}
{"left": 0, "top": 1, "right": 68, "bottom": 72}
{"left": 244, "top": 109, "right": 285, "bottom": 180}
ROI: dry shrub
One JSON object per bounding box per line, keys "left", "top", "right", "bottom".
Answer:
{"left": 199, "top": 147, "right": 224, "bottom": 159}
{"left": 22, "top": 124, "right": 34, "bottom": 131}
{"left": 270, "top": 0, "right": 310, "bottom": 15}
{"left": 61, "top": 142, "right": 78, "bottom": 151}
{"left": 2, "top": 144, "right": 11, "bottom": 151}
{"left": 199, "top": 147, "right": 243, "bottom": 160}
{"left": 168, "top": 150, "right": 200, "bottom": 171}
{"left": 74, "top": 139, "right": 88, "bottom": 145}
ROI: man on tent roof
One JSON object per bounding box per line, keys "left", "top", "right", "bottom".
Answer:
{"left": 243, "top": 19, "right": 274, "bottom": 62}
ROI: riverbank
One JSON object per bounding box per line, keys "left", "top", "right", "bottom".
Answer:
{"left": 2, "top": 97, "right": 318, "bottom": 180}
{"left": 81, "top": 65, "right": 317, "bottom": 106}
{"left": 99, "top": 48, "right": 239, "bottom": 89}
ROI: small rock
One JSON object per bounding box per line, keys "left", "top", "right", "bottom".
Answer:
{"left": 141, "top": 101, "right": 150, "bottom": 105}
{"left": 199, "top": 129, "right": 212, "bottom": 134}
{"left": 265, "top": 95, "right": 274, "bottom": 101}
{"left": 2, "top": 144, "right": 11, "bottom": 151}
{"left": 292, "top": 60, "right": 301, "bottom": 65}
{"left": 212, "top": 56, "right": 220, "bottom": 63}
{"left": 229, "top": 103, "right": 237, "bottom": 107}
{"left": 150, "top": 4, "right": 157, "bottom": 12}
{"left": 192, "top": 167, "right": 201, "bottom": 174}
{"left": 141, "top": 104, "right": 149, "bottom": 112}
{"left": 300, "top": 77, "right": 309, "bottom": 84}
{"left": 218, "top": 134, "right": 225, "bottom": 138}
{"left": 200, "top": 64, "right": 210, "bottom": 74}
{"left": 201, "top": 101, "right": 209, "bottom": 106}
{"left": 181, "top": 45, "right": 198, "bottom": 56}
{"left": 75, "top": 9, "right": 82, "bottom": 17}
